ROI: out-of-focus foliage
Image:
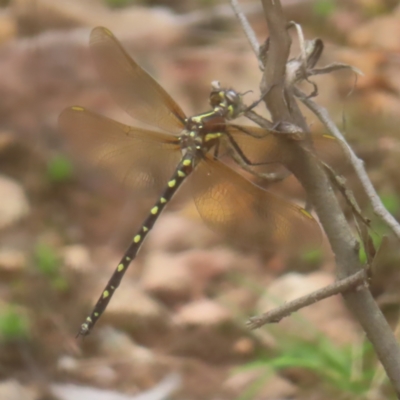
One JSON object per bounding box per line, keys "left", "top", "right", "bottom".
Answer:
{"left": 237, "top": 337, "right": 375, "bottom": 398}
{"left": 313, "top": 0, "right": 337, "bottom": 18}
{"left": 47, "top": 154, "right": 74, "bottom": 183}
{"left": 0, "top": 305, "right": 30, "bottom": 341}
{"left": 33, "top": 242, "right": 68, "bottom": 292}
{"left": 34, "top": 242, "right": 60, "bottom": 278}
{"left": 103, "top": 0, "right": 137, "bottom": 8}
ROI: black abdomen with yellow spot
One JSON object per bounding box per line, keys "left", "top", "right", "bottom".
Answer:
{"left": 78, "top": 156, "right": 194, "bottom": 336}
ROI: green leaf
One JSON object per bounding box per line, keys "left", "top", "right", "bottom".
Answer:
{"left": 301, "top": 248, "right": 323, "bottom": 264}
{"left": 51, "top": 276, "right": 69, "bottom": 292}
{"left": 380, "top": 192, "right": 400, "bottom": 215}
{"left": 47, "top": 155, "right": 73, "bottom": 183}
{"left": 34, "top": 242, "right": 60, "bottom": 277}
{"left": 313, "top": 0, "right": 336, "bottom": 17}
{"left": 0, "top": 306, "right": 30, "bottom": 340}
{"left": 103, "top": 0, "right": 136, "bottom": 8}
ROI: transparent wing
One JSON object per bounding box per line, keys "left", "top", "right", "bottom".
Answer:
{"left": 90, "top": 27, "right": 186, "bottom": 134}
{"left": 225, "top": 124, "right": 291, "bottom": 165}
{"left": 311, "top": 133, "right": 349, "bottom": 172}
{"left": 226, "top": 125, "right": 344, "bottom": 167}
{"left": 59, "top": 107, "right": 182, "bottom": 195}
{"left": 191, "top": 155, "right": 321, "bottom": 251}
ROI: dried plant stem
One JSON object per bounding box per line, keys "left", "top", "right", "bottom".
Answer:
{"left": 296, "top": 88, "right": 400, "bottom": 242}
{"left": 247, "top": 269, "right": 368, "bottom": 329}
{"left": 249, "top": 0, "right": 400, "bottom": 394}
{"left": 229, "top": 0, "right": 264, "bottom": 70}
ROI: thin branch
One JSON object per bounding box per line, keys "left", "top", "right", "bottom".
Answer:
{"left": 247, "top": 269, "right": 368, "bottom": 329}
{"left": 229, "top": 0, "right": 264, "bottom": 70}
{"left": 310, "top": 63, "right": 363, "bottom": 77}
{"left": 296, "top": 88, "right": 400, "bottom": 242}
{"left": 256, "top": 0, "right": 400, "bottom": 394}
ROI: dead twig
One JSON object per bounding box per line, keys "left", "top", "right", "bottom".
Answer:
{"left": 234, "top": 0, "right": 400, "bottom": 394}
{"left": 296, "top": 88, "right": 400, "bottom": 242}
{"left": 229, "top": 0, "right": 262, "bottom": 69}
{"left": 247, "top": 269, "right": 369, "bottom": 329}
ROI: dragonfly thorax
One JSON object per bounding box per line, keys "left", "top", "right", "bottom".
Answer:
{"left": 180, "top": 113, "right": 225, "bottom": 153}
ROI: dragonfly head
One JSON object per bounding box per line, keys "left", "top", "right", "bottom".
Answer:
{"left": 209, "top": 81, "right": 243, "bottom": 120}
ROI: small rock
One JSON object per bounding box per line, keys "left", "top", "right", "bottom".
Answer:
{"left": 256, "top": 272, "right": 359, "bottom": 344}
{"left": 180, "top": 248, "right": 237, "bottom": 298}
{"left": 62, "top": 244, "right": 91, "bottom": 272}
{"left": 0, "top": 248, "right": 25, "bottom": 275}
{"left": 101, "top": 283, "right": 170, "bottom": 332}
{"left": 174, "top": 299, "right": 232, "bottom": 327}
{"left": 97, "top": 327, "right": 156, "bottom": 366}
{"left": 91, "top": 365, "right": 117, "bottom": 386}
{"left": 141, "top": 248, "right": 242, "bottom": 302}
{"left": 0, "top": 10, "right": 16, "bottom": 44}
{"left": 0, "top": 175, "right": 29, "bottom": 230}
{"left": 217, "top": 287, "right": 257, "bottom": 313}
{"left": 145, "top": 213, "right": 217, "bottom": 253}
{"left": 57, "top": 355, "right": 80, "bottom": 373}
{"left": 57, "top": 355, "right": 117, "bottom": 385}
{"left": 0, "top": 379, "right": 36, "bottom": 400}
{"left": 182, "top": 247, "right": 236, "bottom": 279}
{"left": 223, "top": 368, "right": 297, "bottom": 399}
{"left": 232, "top": 337, "right": 255, "bottom": 356}
{"left": 349, "top": 14, "right": 400, "bottom": 51}
{"left": 362, "top": 90, "right": 400, "bottom": 119}
{"left": 0, "top": 131, "right": 16, "bottom": 152}
{"left": 12, "top": 0, "right": 182, "bottom": 48}
{"left": 328, "top": 9, "right": 361, "bottom": 37}
{"left": 140, "top": 252, "right": 193, "bottom": 302}
{"left": 334, "top": 48, "right": 386, "bottom": 91}
{"left": 51, "top": 373, "right": 181, "bottom": 400}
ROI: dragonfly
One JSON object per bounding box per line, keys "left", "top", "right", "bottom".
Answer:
{"left": 59, "top": 27, "right": 322, "bottom": 337}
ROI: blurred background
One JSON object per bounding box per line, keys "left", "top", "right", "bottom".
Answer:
{"left": 1, "top": 0, "right": 400, "bottom": 399}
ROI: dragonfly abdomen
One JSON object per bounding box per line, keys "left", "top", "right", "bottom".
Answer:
{"left": 78, "top": 155, "right": 195, "bottom": 336}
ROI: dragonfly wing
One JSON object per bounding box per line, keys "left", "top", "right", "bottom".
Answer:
{"left": 225, "top": 125, "right": 291, "bottom": 165}
{"left": 227, "top": 125, "right": 344, "bottom": 166}
{"left": 59, "top": 107, "right": 181, "bottom": 195}
{"left": 90, "top": 27, "right": 186, "bottom": 134}
{"left": 190, "top": 155, "right": 321, "bottom": 251}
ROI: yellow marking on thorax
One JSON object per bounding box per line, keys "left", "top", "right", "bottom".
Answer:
{"left": 71, "top": 106, "right": 84, "bottom": 111}
{"left": 191, "top": 111, "right": 214, "bottom": 123}
{"left": 205, "top": 132, "right": 222, "bottom": 142}
{"left": 183, "top": 159, "right": 191, "bottom": 166}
